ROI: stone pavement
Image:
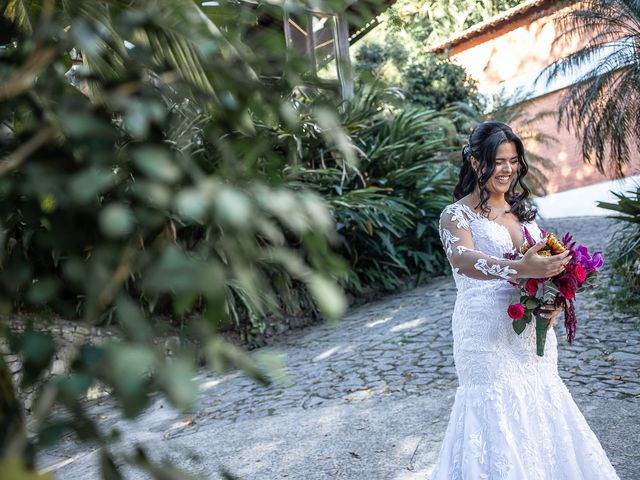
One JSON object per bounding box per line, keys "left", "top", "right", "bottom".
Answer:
{"left": 44, "top": 217, "right": 640, "bottom": 479}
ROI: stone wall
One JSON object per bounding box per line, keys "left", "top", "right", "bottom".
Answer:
{"left": 1, "top": 317, "right": 118, "bottom": 412}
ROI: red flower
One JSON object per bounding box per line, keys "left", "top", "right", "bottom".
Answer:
{"left": 525, "top": 279, "right": 540, "bottom": 295}
{"left": 574, "top": 264, "right": 587, "bottom": 284}
{"left": 555, "top": 274, "right": 577, "bottom": 300}
{"left": 507, "top": 303, "right": 526, "bottom": 320}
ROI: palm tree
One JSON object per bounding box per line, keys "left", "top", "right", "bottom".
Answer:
{"left": 542, "top": 0, "right": 640, "bottom": 176}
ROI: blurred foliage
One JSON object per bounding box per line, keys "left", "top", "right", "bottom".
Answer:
{"left": 598, "top": 184, "right": 640, "bottom": 314}
{"left": 0, "top": 0, "right": 475, "bottom": 478}
{"left": 0, "top": 0, "right": 386, "bottom": 478}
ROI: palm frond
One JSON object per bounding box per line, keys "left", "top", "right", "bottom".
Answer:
{"left": 543, "top": 0, "right": 640, "bottom": 174}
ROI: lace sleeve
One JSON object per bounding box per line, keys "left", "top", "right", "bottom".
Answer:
{"left": 438, "top": 204, "right": 521, "bottom": 281}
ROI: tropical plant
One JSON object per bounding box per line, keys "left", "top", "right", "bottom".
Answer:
{"left": 543, "top": 0, "right": 640, "bottom": 176}
{"left": 354, "top": 45, "right": 481, "bottom": 110}
{"left": 353, "top": 0, "right": 501, "bottom": 111}
{"left": 597, "top": 184, "right": 640, "bottom": 312}
{"left": 0, "top": 1, "right": 373, "bottom": 478}
{"left": 285, "top": 86, "right": 459, "bottom": 293}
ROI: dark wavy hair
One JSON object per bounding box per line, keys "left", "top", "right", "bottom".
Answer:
{"left": 453, "top": 121, "right": 536, "bottom": 223}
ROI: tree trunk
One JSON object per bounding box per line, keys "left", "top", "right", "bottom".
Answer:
{"left": 0, "top": 353, "right": 32, "bottom": 467}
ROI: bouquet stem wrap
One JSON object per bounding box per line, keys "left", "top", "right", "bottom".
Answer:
{"left": 535, "top": 314, "right": 548, "bottom": 357}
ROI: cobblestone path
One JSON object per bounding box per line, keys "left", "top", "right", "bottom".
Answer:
{"left": 48, "top": 217, "right": 640, "bottom": 480}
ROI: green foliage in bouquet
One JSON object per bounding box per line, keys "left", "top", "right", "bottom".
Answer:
{"left": 511, "top": 288, "right": 560, "bottom": 357}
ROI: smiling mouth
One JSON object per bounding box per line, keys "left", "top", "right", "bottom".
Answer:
{"left": 496, "top": 175, "right": 511, "bottom": 184}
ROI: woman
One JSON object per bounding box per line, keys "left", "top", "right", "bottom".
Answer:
{"left": 430, "top": 122, "right": 620, "bottom": 479}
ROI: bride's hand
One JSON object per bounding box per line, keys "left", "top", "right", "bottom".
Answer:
{"left": 538, "top": 303, "right": 563, "bottom": 330}
{"left": 516, "top": 237, "right": 572, "bottom": 279}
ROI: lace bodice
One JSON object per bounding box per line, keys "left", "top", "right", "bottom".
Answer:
{"left": 438, "top": 200, "right": 549, "bottom": 363}
{"left": 438, "top": 202, "right": 542, "bottom": 291}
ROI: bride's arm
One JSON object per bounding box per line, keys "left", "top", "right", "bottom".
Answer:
{"left": 438, "top": 207, "right": 523, "bottom": 281}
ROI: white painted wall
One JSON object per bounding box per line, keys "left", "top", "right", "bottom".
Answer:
{"left": 534, "top": 175, "right": 640, "bottom": 219}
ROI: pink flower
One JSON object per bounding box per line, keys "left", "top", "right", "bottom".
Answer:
{"left": 525, "top": 279, "right": 540, "bottom": 295}
{"left": 507, "top": 303, "right": 526, "bottom": 320}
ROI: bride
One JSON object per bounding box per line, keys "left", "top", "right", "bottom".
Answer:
{"left": 430, "top": 121, "right": 620, "bottom": 479}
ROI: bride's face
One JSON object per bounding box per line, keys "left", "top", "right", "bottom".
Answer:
{"left": 473, "top": 141, "right": 519, "bottom": 196}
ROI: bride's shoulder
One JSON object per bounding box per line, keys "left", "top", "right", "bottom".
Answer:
{"left": 440, "top": 201, "right": 465, "bottom": 217}
{"left": 441, "top": 196, "right": 477, "bottom": 216}
{"left": 440, "top": 200, "right": 477, "bottom": 228}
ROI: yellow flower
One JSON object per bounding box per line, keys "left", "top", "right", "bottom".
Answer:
{"left": 40, "top": 194, "right": 57, "bottom": 213}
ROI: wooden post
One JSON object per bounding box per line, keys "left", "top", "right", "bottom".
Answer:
{"left": 334, "top": 14, "right": 354, "bottom": 100}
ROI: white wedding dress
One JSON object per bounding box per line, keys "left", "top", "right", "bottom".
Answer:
{"left": 430, "top": 202, "right": 620, "bottom": 480}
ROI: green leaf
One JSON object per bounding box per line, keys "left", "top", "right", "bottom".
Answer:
{"left": 131, "top": 181, "right": 173, "bottom": 209}
{"left": 16, "top": 331, "right": 57, "bottom": 388}
{"left": 204, "top": 336, "right": 270, "bottom": 385}
{"left": 512, "top": 318, "right": 527, "bottom": 335}
{"left": 0, "top": 458, "right": 52, "bottom": 480}
{"left": 26, "top": 277, "right": 60, "bottom": 305}
{"left": 143, "top": 246, "right": 223, "bottom": 297}
{"left": 132, "top": 146, "right": 182, "bottom": 183}
{"left": 308, "top": 274, "right": 347, "bottom": 322}
{"left": 175, "top": 188, "right": 209, "bottom": 222}
{"left": 535, "top": 315, "right": 549, "bottom": 357}
{"left": 524, "top": 297, "right": 540, "bottom": 309}
{"left": 116, "top": 296, "right": 153, "bottom": 344}
{"left": 100, "top": 449, "right": 123, "bottom": 480}
{"left": 157, "top": 357, "right": 198, "bottom": 410}
{"left": 69, "top": 167, "right": 116, "bottom": 203}
{"left": 99, "top": 204, "right": 135, "bottom": 238}
{"left": 105, "top": 343, "right": 156, "bottom": 418}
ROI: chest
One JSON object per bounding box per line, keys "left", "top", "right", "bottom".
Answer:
{"left": 468, "top": 216, "right": 535, "bottom": 256}
{"left": 494, "top": 217, "right": 525, "bottom": 250}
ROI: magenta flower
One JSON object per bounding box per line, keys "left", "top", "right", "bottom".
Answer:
{"left": 507, "top": 303, "right": 526, "bottom": 320}
{"left": 523, "top": 225, "right": 537, "bottom": 246}
{"left": 562, "top": 232, "right": 576, "bottom": 250}
{"left": 525, "top": 278, "right": 540, "bottom": 295}
{"left": 574, "top": 245, "right": 605, "bottom": 272}
{"left": 573, "top": 264, "right": 587, "bottom": 284}
{"left": 591, "top": 251, "right": 604, "bottom": 270}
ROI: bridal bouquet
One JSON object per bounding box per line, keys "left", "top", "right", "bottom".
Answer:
{"left": 506, "top": 228, "right": 604, "bottom": 356}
